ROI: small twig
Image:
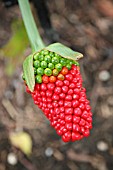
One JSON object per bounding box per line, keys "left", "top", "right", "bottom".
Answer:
{"left": 2, "top": 99, "right": 18, "bottom": 121}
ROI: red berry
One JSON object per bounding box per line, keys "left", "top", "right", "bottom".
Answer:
{"left": 65, "top": 123, "right": 73, "bottom": 130}
{"left": 59, "top": 93, "right": 66, "bottom": 99}
{"left": 69, "top": 69, "right": 76, "bottom": 75}
{"left": 47, "top": 98, "right": 52, "bottom": 102}
{"left": 69, "top": 83, "right": 76, "bottom": 89}
{"left": 65, "top": 94, "right": 72, "bottom": 101}
{"left": 72, "top": 132, "right": 81, "bottom": 141}
{"left": 73, "top": 124, "right": 80, "bottom": 132}
{"left": 35, "top": 84, "right": 40, "bottom": 90}
{"left": 60, "top": 112, "right": 65, "bottom": 119}
{"left": 73, "top": 94, "right": 79, "bottom": 100}
{"left": 65, "top": 74, "right": 73, "bottom": 81}
{"left": 65, "top": 115, "right": 72, "bottom": 123}
{"left": 47, "top": 83, "right": 55, "bottom": 90}
{"left": 74, "top": 108, "right": 82, "bottom": 116}
{"left": 46, "top": 90, "right": 53, "bottom": 97}
{"left": 64, "top": 101, "right": 72, "bottom": 108}
{"left": 60, "top": 107, "right": 65, "bottom": 113}
{"left": 73, "top": 88, "right": 80, "bottom": 94}
{"left": 52, "top": 101, "right": 58, "bottom": 108}
{"left": 58, "top": 100, "right": 64, "bottom": 106}
{"left": 72, "top": 100, "right": 79, "bottom": 108}
{"left": 40, "top": 91, "right": 46, "bottom": 96}
{"left": 62, "top": 86, "right": 68, "bottom": 93}
{"left": 65, "top": 108, "right": 73, "bottom": 114}
{"left": 79, "top": 103, "right": 85, "bottom": 110}
{"left": 73, "top": 116, "right": 80, "bottom": 123}
{"left": 52, "top": 94, "right": 59, "bottom": 100}
{"left": 67, "top": 89, "right": 73, "bottom": 95}
{"left": 55, "top": 80, "right": 63, "bottom": 87}
{"left": 63, "top": 80, "right": 69, "bottom": 86}
{"left": 41, "top": 83, "right": 47, "bottom": 91}
{"left": 54, "top": 87, "right": 62, "bottom": 94}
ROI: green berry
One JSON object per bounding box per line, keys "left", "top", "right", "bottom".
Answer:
{"left": 43, "top": 50, "right": 49, "bottom": 55}
{"left": 33, "top": 53, "right": 39, "bottom": 60}
{"left": 66, "top": 63, "right": 71, "bottom": 70}
{"left": 52, "top": 57, "right": 59, "bottom": 64}
{"left": 55, "top": 63, "right": 62, "bottom": 71}
{"left": 40, "top": 50, "right": 44, "bottom": 55}
{"left": 60, "top": 58, "right": 67, "bottom": 66}
{"left": 44, "top": 68, "right": 52, "bottom": 76}
{"left": 37, "top": 67, "right": 44, "bottom": 75}
{"left": 33, "top": 60, "right": 40, "bottom": 68}
{"left": 49, "top": 52, "right": 55, "bottom": 57}
{"left": 38, "top": 55, "right": 44, "bottom": 61}
{"left": 44, "top": 55, "right": 51, "bottom": 63}
{"left": 68, "top": 59, "right": 73, "bottom": 65}
{"left": 34, "top": 68, "right": 37, "bottom": 75}
{"left": 48, "top": 63, "right": 54, "bottom": 70}
{"left": 22, "top": 74, "right": 25, "bottom": 80}
{"left": 41, "top": 61, "right": 47, "bottom": 68}
{"left": 35, "top": 75, "right": 42, "bottom": 83}
{"left": 73, "top": 61, "right": 80, "bottom": 66}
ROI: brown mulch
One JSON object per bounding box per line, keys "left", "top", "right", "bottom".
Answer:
{"left": 0, "top": 0, "right": 113, "bottom": 170}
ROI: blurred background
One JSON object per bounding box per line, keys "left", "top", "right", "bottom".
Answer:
{"left": 0, "top": 0, "right": 113, "bottom": 169}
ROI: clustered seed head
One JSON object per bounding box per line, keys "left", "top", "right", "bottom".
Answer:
{"left": 24, "top": 50, "right": 92, "bottom": 142}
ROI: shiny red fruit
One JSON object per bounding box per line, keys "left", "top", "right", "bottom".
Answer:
{"left": 58, "top": 100, "right": 64, "bottom": 106}
{"left": 73, "top": 124, "right": 80, "bottom": 132}
{"left": 72, "top": 100, "right": 79, "bottom": 108}
{"left": 63, "top": 80, "right": 69, "bottom": 86}
{"left": 72, "top": 132, "right": 81, "bottom": 141}
{"left": 69, "top": 83, "right": 76, "bottom": 89}
{"left": 65, "top": 123, "right": 73, "bottom": 130}
{"left": 47, "top": 83, "right": 55, "bottom": 90}
{"left": 52, "top": 94, "right": 59, "bottom": 100}
{"left": 55, "top": 80, "right": 63, "bottom": 87}
{"left": 65, "top": 108, "right": 73, "bottom": 114}
{"left": 73, "top": 116, "right": 80, "bottom": 123}
{"left": 62, "top": 86, "right": 68, "bottom": 93}
{"left": 64, "top": 101, "right": 72, "bottom": 108}
{"left": 54, "top": 87, "right": 62, "bottom": 94}
{"left": 52, "top": 101, "right": 58, "bottom": 108}
{"left": 65, "top": 74, "right": 73, "bottom": 81}
{"left": 60, "top": 107, "right": 65, "bottom": 113}
{"left": 73, "top": 94, "right": 79, "bottom": 100}
{"left": 74, "top": 108, "right": 82, "bottom": 116}
{"left": 40, "top": 91, "right": 46, "bottom": 96}
{"left": 59, "top": 93, "right": 66, "bottom": 99}
{"left": 65, "top": 94, "right": 72, "bottom": 101}
{"left": 46, "top": 90, "right": 53, "bottom": 97}
{"left": 67, "top": 89, "right": 73, "bottom": 95}
{"left": 65, "top": 115, "right": 72, "bottom": 123}
{"left": 41, "top": 83, "right": 47, "bottom": 91}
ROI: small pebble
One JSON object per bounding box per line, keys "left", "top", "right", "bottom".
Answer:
{"left": 97, "top": 141, "right": 109, "bottom": 151}
{"left": 45, "top": 147, "right": 53, "bottom": 157}
{"left": 98, "top": 70, "right": 110, "bottom": 81}
{"left": 7, "top": 153, "right": 17, "bottom": 165}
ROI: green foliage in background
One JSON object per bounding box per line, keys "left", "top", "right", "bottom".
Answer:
{"left": 0, "top": 19, "right": 29, "bottom": 75}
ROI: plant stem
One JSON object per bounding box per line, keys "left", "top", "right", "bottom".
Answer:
{"left": 18, "top": 0, "right": 45, "bottom": 52}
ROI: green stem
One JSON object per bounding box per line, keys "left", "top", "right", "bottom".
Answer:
{"left": 18, "top": 0, "right": 45, "bottom": 52}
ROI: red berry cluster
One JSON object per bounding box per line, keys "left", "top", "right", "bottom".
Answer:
{"left": 26, "top": 65, "right": 92, "bottom": 142}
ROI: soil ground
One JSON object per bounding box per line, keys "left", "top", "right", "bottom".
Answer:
{"left": 0, "top": 0, "right": 113, "bottom": 170}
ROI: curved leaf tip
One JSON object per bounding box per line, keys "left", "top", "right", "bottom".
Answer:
{"left": 23, "top": 55, "right": 35, "bottom": 92}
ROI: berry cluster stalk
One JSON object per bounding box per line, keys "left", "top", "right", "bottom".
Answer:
{"left": 18, "top": 0, "right": 45, "bottom": 52}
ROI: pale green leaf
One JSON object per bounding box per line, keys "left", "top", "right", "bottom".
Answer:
{"left": 45, "top": 43, "right": 83, "bottom": 61}
{"left": 23, "top": 55, "right": 35, "bottom": 92}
